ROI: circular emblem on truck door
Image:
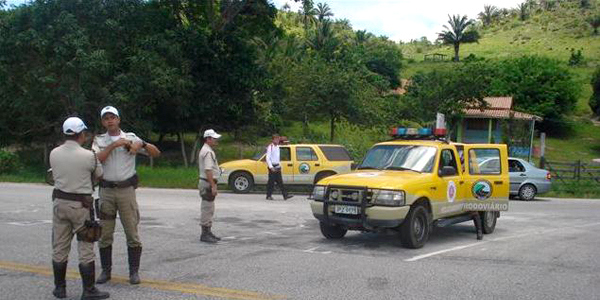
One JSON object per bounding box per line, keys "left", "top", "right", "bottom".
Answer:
{"left": 447, "top": 181, "right": 457, "bottom": 202}
{"left": 299, "top": 163, "right": 310, "bottom": 174}
{"left": 472, "top": 180, "right": 493, "bottom": 200}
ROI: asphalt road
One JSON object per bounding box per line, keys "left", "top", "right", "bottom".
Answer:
{"left": 1, "top": 182, "right": 599, "bottom": 300}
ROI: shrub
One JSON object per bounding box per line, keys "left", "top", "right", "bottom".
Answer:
{"left": 590, "top": 68, "right": 600, "bottom": 115}
{"left": 0, "top": 150, "right": 21, "bottom": 174}
{"left": 568, "top": 48, "right": 584, "bottom": 66}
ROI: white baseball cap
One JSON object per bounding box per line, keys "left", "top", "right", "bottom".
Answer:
{"left": 203, "top": 129, "right": 222, "bottom": 139}
{"left": 62, "top": 117, "right": 87, "bottom": 135}
{"left": 100, "top": 106, "right": 119, "bottom": 118}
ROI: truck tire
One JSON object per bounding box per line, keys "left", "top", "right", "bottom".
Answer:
{"left": 399, "top": 204, "right": 431, "bottom": 249}
{"left": 518, "top": 184, "right": 537, "bottom": 201}
{"left": 320, "top": 222, "right": 347, "bottom": 239}
{"left": 480, "top": 211, "right": 497, "bottom": 234}
{"left": 229, "top": 172, "right": 254, "bottom": 194}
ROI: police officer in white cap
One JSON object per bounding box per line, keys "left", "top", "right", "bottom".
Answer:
{"left": 50, "top": 117, "right": 109, "bottom": 299}
{"left": 198, "top": 129, "right": 222, "bottom": 243}
{"left": 92, "top": 106, "right": 160, "bottom": 285}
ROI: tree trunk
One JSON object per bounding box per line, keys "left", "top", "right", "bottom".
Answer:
{"left": 329, "top": 112, "right": 336, "bottom": 142}
{"left": 453, "top": 43, "right": 460, "bottom": 62}
{"left": 189, "top": 130, "right": 201, "bottom": 164}
{"left": 178, "top": 132, "right": 188, "bottom": 168}
{"left": 43, "top": 143, "right": 49, "bottom": 167}
{"left": 303, "top": 112, "right": 309, "bottom": 138}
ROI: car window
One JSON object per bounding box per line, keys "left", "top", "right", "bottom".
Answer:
{"left": 439, "top": 149, "right": 458, "bottom": 176}
{"left": 280, "top": 147, "right": 291, "bottom": 161}
{"left": 509, "top": 159, "right": 526, "bottom": 173}
{"left": 319, "top": 146, "right": 352, "bottom": 161}
{"left": 296, "top": 147, "right": 318, "bottom": 161}
{"left": 470, "top": 149, "right": 501, "bottom": 175}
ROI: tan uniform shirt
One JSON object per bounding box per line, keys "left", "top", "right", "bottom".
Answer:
{"left": 92, "top": 130, "right": 146, "bottom": 182}
{"left": 50, "top": 140, "right": 103, "bottom": 194}
{"left": 198, "top": 144, "right": 220, "bottom": 181}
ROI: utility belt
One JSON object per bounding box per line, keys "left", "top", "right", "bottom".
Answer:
{"left": 52, "top": 189, "right": 93, "bottom": 208}
{"left": 52, "top": 189, "right": 101, "bottom": 242}
{"left": 200, "top": 177, "right": 218, "bottom": 184}
{"left": 99, "top": 174, "right": 138, "bottom": 189}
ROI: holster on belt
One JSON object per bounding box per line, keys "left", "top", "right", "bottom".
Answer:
{"left": 52, "top": 189, "right": 101, "bottom": 242}
{"left": 99, "top": 174, "right": 139, "bottom": 189}
{"left": 200, "top": 178, "right": 216, "bottom": 202}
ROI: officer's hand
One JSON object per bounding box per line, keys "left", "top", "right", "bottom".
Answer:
{"left": 113, "top": 138, "right": 131, "bottom": 148}
{"left": 211, "top": 184, "right": 218, "bottom": 197}
{"left": 128, "top": 141, "right": 143, "bottom": 155}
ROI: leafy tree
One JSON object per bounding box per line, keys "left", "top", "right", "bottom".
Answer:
{"left": 488, "top": 56, "right": 579, "bottom": 133}
{"left": 403, "top": 63, "right": 491, "bottom": 125}
{"left": 437, "top": 14, "right": 480, "bottom": 62}
{"left": 589, "top": 68, "right": 600, "bottom": 116}
{"left": 478, "top": 5, "right": 499, "bottom": 27}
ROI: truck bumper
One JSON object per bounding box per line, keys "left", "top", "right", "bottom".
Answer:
{"left": 310, "top": 201, "right": 410, "bottom": 229}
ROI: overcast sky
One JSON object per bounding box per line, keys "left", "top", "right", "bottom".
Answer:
{"left": 273, "top": 0, "right": 524, "bottom": 42}
{"left": 6, "top": 0, "right": 524, "bottom": 42}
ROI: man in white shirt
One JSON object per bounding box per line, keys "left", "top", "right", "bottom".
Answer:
{"left": 266, "top": 134, "right": 293, "bottom": 200}
{"left": 198, "top": 129, "right": 222, "bottom": 243}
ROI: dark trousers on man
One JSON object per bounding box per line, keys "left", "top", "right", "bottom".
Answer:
{"left": 267, "top": 168, "right": 288, "bottom": 198}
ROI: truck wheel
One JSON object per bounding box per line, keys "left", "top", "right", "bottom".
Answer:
{"left": 229, "top": 172, "right": 254, "bottom": 194}
{"left": 399, "top": 204, "right": 431, "bottom": 249}
{"left": 320, "top": 222, "right": 347, "bottom": 239}
{"left": 480, "top": 211, "right": 497, "bottom": 234}
{"left": 519, "top": 184, "right": 537, "bottom": 201}
{"left": 314, "top": 171, "right": 336, "bottom": 185}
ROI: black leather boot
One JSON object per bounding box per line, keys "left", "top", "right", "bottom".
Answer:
{"left": 200, "top": 226, "right": 218, "bottom": 243}
{"left": 208, "top": 227, "right": 221, "bottom": 241}
{"left": 127, "top": 246, "right": 142, "bottom": 285}
{"left": 52, "top": 261, "right": 67, "bottom": 298}
{"left": 79, "top": 262, "right": 110, "bottom": 300}
{"left": 96, "top": 246, "right": 112, "bottom": 284}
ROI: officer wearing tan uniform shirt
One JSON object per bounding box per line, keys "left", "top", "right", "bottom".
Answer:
{"left": 50, "top": 117, "right": 109, "bottom": 300}
{"left": 92, "top": 106, "right": 160, "bottom": 285}
{"left": 198, "top": 129, "right": 222, "bottom": 243}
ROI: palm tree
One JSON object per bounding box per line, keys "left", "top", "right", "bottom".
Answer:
{"left": 300, "top": 0, "right": 318, "bottom": 32}
{"left": 478, "top": 5, "right": 499, "bottom": 27}
{"left": 516, "top": 3, "right": 529, "bottom": 21}
{"left": 355, "top": 29, "right": 373, "bottom": 45}
{"left": 437, "top": 15, "right": 480, "bottom": 62}
{"left": 316, "top": 2, "right": 333, "bottom": 21}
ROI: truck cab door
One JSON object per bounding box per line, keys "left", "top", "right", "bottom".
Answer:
{"left": 294, "top": 146, "right": 323, "bottom": 184}
{"left": 279, "top": 146, "right": 294, "bottom": 183}
{"left": 434, "top": 147, "right": 465, "bottom": 218}
{"left": 463, "top": 145, "right": 510, "bottom": 211}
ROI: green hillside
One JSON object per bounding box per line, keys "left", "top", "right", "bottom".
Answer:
{"left": 401, "top": 1, "right": 600, "bottom": 164}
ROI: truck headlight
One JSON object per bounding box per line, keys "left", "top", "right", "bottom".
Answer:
{"left": 312, "top": 185, "right": 326, "bottom": 201}
{"left": 372, "top": 189, "right": 405, "bottom": 206}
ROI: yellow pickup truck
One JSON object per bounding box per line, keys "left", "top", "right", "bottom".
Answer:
{"left": 219, "top": 144, "right": 354, "bottom": 193}
{"left": 310, "top": 134, "right": 509, "bottom": 249}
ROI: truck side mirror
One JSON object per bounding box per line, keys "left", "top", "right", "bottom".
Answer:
{"left": 439, "top": 166, "right": 457, "bottom": 177}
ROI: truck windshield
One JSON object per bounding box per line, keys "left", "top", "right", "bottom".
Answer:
{"left": 358, "top": 145, "right": 437, "bottom": 173}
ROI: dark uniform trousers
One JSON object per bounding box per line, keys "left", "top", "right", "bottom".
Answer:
{"left": 267, "top": 168, "right": 288, "bottom": 198}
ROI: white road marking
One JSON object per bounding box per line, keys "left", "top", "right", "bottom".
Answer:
{"left": 6, "top": 220, "right": 52, "bottom": 226}
{"left": 405, "top": 221, "right": 600, "bottom": 262}
{"left": 303, "top": 247, "right": 332, "bottom": 254}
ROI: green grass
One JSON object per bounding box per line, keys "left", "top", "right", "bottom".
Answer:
{"left": 545, "top": 180, "right": 600, "bottom": 198}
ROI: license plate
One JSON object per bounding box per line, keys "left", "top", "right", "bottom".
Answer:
{"left": 334, "top": 205, "right": 359, "bottom": 215}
